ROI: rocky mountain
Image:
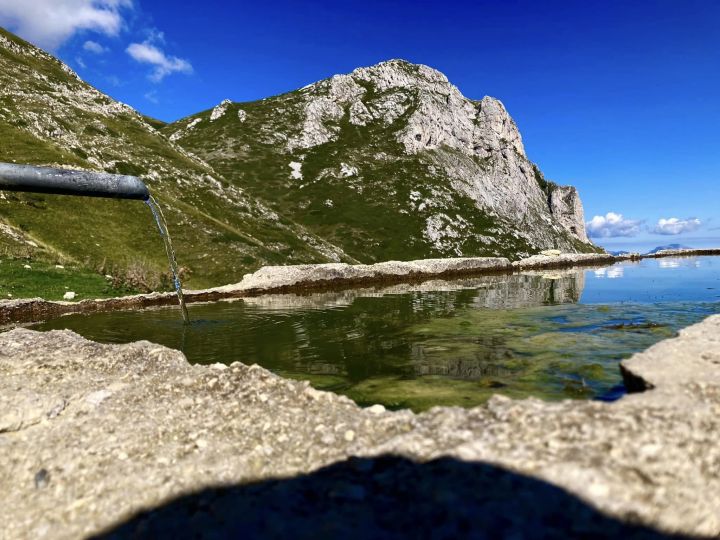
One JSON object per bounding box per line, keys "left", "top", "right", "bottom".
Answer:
{"left": 165, "top": 59, "right": 598, "bottom": 263}
{"left": 0, "top": 28, "right": 351, "bottom": 289}
{"left": 0, "top": 26, "right": 598, "bottom": 292}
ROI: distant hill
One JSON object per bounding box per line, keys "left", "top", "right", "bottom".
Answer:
{"left": 646, "top": 244, "right": 692, "bottom": 254}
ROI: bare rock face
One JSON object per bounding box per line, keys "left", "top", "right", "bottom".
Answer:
{"left": 2, "top": 314, "right": 720, "bottom": 538}
{"left": 549, "top": 185, "right": 589, "bottom": 242}
{"left": 286, "top": 59, "right": 592, "bottom": 250}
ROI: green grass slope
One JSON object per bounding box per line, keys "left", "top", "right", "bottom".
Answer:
{"left": 0, "top": 28, "right": 350, "bottom": 292}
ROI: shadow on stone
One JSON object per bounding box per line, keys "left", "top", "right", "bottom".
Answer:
{"left": 94, "top": 455, "right": 689, "bottom": 539}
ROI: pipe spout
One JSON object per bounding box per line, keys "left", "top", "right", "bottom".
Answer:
{"left": 0, "top": 163, "right": 150, "bottom": 201}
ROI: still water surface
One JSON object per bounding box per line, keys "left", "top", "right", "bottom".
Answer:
{"left": 33, "top": 256, "right": 720, "bottom": 411}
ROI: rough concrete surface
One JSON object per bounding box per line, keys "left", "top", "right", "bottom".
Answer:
{"left": 1, "top": 313, "right": 720, "bottom": 539}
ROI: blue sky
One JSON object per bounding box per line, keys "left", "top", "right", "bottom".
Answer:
{"left": 0, "top": 0, "right": 718, "bottom": 250}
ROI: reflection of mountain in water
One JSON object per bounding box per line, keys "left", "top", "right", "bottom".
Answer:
{"left": 238, "top": 272, "right": 588, "bottom": 380}
{"left": 242, "top": 271, "right": 586, "bottom": 312}
{"left": 409, "top": 272, "right": 585, "bottom": 380}
{"left": 469, "top": 272, "right": 585, "bottom": 309}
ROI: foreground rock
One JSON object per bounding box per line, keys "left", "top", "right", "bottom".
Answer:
{"left": 1, "top": 318, "right": 719, "bottom": 538}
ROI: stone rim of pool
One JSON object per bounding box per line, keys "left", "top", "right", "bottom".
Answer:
{"left": 2, "top": 249, "right": 719, "bottom": 327}
{"left": 10, "top": 252, "right": 720, "bottom": 412}
{"left": 1, "top": 311, "right": 719, "bottom": 537}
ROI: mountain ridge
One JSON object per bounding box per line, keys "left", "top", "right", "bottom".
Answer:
{"left": 165, "top": 58, "right": 598, "bottom": 262}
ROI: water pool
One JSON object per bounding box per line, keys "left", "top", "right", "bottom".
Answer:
{"left": 32, "top": 256, "right": 720, "bottom": 410}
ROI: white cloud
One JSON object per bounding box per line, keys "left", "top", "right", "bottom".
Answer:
{"left": 0, "top": 0, "right": 132, "bottom": 50}
{"left": 126, "top": 41, "right": 193, "bottom": 82}
{"left": 651, "top": 217, "right": 701, "bottom": 236}
{"left": 83, "top": 39, "right": 107, "bottom": 54}
{"left": 144, "top": 90, "right": 159, "bottom": 104}
{"left": 586, "top": 212, "right": 643, "bottom": 238}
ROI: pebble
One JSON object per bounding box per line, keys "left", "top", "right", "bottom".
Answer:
{"left": 344, "top": 429, "right": 356, "bottom": 442}
{"left": 367, "top": 404, "right": 386, "bottom": 415}
{"left": 23, "top": 264, "right": 31, "bottom": 269}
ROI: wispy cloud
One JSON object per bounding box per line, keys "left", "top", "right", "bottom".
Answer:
{"left": 83, "top": 39, "right": 108, "bottom": 54}
{"left": 0, "top": 0, "right": 132, "bottom": 50}
{"left": 144, "top": 90, "right": 159, "bottom": 103}
{"left": 126, "top": 40, "right": 193, "bottom": 82}
{"left": 651, "top": 217, "right": 701, "bottom": 236}
{"left": 586, "top": 212, "right": 643, "bottom": 238}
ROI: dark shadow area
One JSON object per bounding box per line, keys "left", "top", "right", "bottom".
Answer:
{"left": 94, "top": 455, "right": 693, "bottom": 540}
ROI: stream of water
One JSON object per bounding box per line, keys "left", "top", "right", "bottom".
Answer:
{"left": 145, "top": 194, "right": 190, "bottom": 324}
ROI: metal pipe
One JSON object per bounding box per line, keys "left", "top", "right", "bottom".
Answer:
{"left": 0, "top": 163, "right": 150, "bottom": 201}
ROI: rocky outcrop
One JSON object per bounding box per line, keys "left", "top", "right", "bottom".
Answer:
{"left": 549, "top": 185, "right": 589, "bottom": 243}
{"left": 1, "top": 314, "right": 720, "bottom": 538}
{"left": 295, "top": 60, "right": 588, "bottom": 247}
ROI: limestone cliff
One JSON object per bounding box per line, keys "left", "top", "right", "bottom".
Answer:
{"left": 166, "top": 59, "right": 598, "bottom": 261}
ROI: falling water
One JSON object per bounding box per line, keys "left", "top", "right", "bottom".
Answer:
{"left": 145, "top": 195, "right": 190, "bottom": 324}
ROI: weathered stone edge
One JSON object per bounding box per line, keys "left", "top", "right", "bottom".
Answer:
{"left": 1, "top": 249, "right": 718, "bottom": 326}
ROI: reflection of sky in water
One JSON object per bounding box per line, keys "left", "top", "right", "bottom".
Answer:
{"left": 581, "top": 256, "right": 720, "bottom": 304}
{"left": 593, "top": 267, "right": 624, "bottom": 279}
{"left": 657, "top": 258, "right": 700, "bottom": 269}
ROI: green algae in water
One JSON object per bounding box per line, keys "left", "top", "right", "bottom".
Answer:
{"left": 30, "top": 257, "right": 720, "bottom": 411}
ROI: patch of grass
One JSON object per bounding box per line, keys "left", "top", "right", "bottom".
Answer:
{"left": 0, "top": 257, "right": 137, "bottom": 301}
{"left": 141, "top": 115, "right": 167, "bottom": 130}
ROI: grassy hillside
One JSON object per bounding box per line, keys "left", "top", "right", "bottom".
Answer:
{"left": 0, "top": 28, "right": 349, "bottom": 292}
